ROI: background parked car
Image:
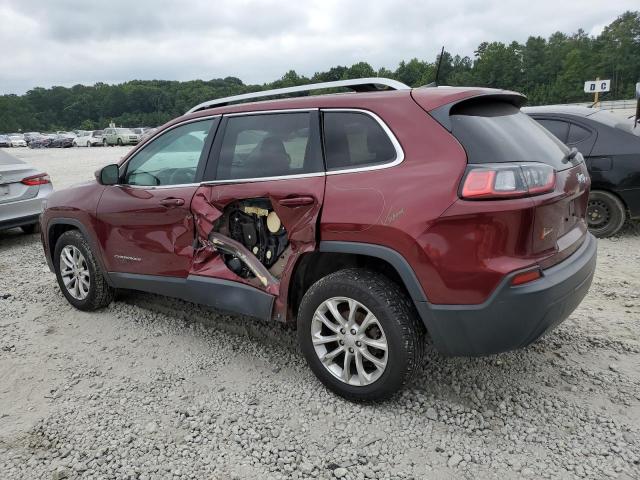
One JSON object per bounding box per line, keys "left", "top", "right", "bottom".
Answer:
{"left": 0, "top": 135, "right": 11, "bottom": 147}
{"left": 56, "top": 131, "right": 76, "bottom": 138}
{"left": 138, "top": 127, "right": 158, "bottom": 143}
{"left": 525, "top": 106, "right": 640, "bottom": 237}
{"left": 28, "top": 134, "right": 55, "bottom": 149}
{"left": 49, "top": 134, "right": 74, "bottom": 148}
{"left": 23, "top": 132, "right": 41, "bottom": 145}
{"left": 102, "top": 127, "right": 139, "bottom": 146}
{"left": 73, "top": 130, "right": 104, "bottom": 147}
{"left": 0, "top": 150, "right": 52, "bottom": 233}
{"left": 132, "top": 127, "right": 152, "bottom": 136}
{"left": 9, "top": 134, "right": 27, "bottom": 147}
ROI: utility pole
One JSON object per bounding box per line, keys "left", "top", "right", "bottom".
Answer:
{"left": 594, "top": 77, "right": 600, "bottom": 108}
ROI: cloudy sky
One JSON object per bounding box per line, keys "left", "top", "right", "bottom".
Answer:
{"left": 0, "top": 0, "right": 637, "bottom": 94}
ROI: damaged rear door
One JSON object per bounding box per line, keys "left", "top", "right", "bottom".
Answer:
{"left": 191, "top": 109, "right": 325, "bottom": 321}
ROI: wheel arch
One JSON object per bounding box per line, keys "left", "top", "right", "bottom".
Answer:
{"left": 288, "top": 241, "right": 430, "bottom": 322}
{"left": 47, "top": 218, "right": 112, "bottom": 285}
{"left": 589, "top": 187, "right": 630, "bottom": 213}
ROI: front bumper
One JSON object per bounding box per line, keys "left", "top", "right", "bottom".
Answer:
{"left": 420, "top": 233, "right": 597, "bottom": 356}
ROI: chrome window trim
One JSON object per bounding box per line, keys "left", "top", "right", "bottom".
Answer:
{"left": 201, "top": 171, "right": 325, "bottom": 186}
{"left": 116, "top": 115, "right": 221, "bottom": 187}
{"left": 224, "top": 108, "right": 318, "bottom": 117}
{"left": 114, "top": 108, "right": 405, "bottom": 188}
{"left": 201, "top": 108, "right": 404, "bottom": 185}
{"left": 118, "top": 183, "right": 202, "bottom": 190}
{"left": 322, "top": 108, "right": 405, "bottom": 176}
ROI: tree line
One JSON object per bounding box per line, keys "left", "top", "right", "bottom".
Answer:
{"left": 1, "top": 11, "right": 638, "bottom": 133}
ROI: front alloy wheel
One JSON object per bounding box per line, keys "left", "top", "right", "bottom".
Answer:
{"left": 59, "top": 245, "right": 90, "bottom": 300}
{"left": 54, "top": 230, "right": 114, "bottom": 310}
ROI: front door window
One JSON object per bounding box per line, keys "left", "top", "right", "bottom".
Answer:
{"left": 124, "top": 119, "right": 214, "bottom": 186}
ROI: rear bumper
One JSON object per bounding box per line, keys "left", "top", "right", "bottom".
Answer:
{"left": 0, "top": 213, "right": 40, "bottom": 230}
{"left": 420, "top": 233, "right": 597, "bottom": 356}
{"left": 0, "top": 186, "right": 51, "bottom": 230}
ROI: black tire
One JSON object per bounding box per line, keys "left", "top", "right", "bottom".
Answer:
{"left": 587, "top": 190, "right": 626, "bottom": 238}
{"left": 103, "top": 139, "right": 107, "bottom": 147}
{"left": 20, "top": 223, "right": 39, "bottom": 234}
{"left": 86, "top": 141, "right": 91, "bottom": 147}
{"left": 54, "top": 230, "right": 114, "bottom": 311}
{"left": 297, "top": 268, "right": 425, "bottom": 401}
{"left": 117, "top": 138, "right": 123, "bottom": 146}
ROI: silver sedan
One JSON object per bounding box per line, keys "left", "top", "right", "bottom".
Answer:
{"left": 0, "top": 150, "right": 53, "bottom": 233}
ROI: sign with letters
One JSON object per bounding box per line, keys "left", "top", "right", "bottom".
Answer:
{"left": 584, "top": 80, "right": 610, "bottom": 93}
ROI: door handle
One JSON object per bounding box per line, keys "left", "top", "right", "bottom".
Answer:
{"left": 160, "top": 197, "right": 185, "bottom": 207}
{"left": 278, "top": 196, "right": 315, "bottom": 207}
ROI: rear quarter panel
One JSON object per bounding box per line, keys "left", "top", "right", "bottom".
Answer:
{"left": 320, "top": 97, "right": 469, "bottom": 303}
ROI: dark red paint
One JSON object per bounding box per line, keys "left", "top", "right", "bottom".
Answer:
{"left": 40, "top": 86, "right": 591, "bottom": 322}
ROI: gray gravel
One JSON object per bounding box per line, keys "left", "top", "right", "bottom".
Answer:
{"left": 1, "top": 148, "right": 639, "bottom": 479}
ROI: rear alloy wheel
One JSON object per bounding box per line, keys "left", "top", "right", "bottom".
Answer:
{"left": 298, "top": 269, "right": 425, "bottom": 401}
{"left": 86, "top": 141, "right": 91, "bottom": 147}
{"left": 54, "top": 230, "right": 114, "bottom": 310}
{"left": 587, "top": 190, "right": 626, "bottom": 238}
{"left": 311, "top": 297, "right": 389, "bottom": 386}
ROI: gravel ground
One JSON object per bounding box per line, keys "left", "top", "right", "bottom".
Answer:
{"left": 1, "top": 148, "right": 639, "bottom": 480}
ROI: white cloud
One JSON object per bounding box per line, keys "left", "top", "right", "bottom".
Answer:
{"left": 0, "top": 0, "right": 636, "bottom": 94}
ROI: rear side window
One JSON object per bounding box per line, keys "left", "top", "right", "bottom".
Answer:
{"left": 323, "top": 112, "right": 397, "bottom": 171}
{"left": 215, "top": 112, "right": 322, "bottom": 180}
{"left": 537, "top": 119, "right": 569, "bottom": 143}
{"left": 450, "top": 101, "right": 575, "bottom": 170}
{"left": 567, "top": 123, "right": 592, "bottom": 145}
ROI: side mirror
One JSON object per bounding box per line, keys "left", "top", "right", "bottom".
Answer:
{"left": 96, "top": 164, "right": 119, "bottom": 185}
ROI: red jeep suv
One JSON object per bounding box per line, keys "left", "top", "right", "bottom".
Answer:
{"left": 40, "top": 78, "right": 597, "bottom": 400}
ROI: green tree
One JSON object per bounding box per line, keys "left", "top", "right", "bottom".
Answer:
{"left": 1, "top": 11, "right": 638, "bottom": 132}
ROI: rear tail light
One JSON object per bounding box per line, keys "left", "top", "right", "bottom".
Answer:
{"left": 460, "top": 163, "right": 555, "bottom": 199}
{"left": 21, "top": 173, "right": 51, "bottom": 186}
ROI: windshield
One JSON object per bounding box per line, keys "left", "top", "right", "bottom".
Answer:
{"left": 93, "top": 130, "right": 103, "bottom": 135}
{"left": 116, "top": 128, "right": 133, "bottom": 134}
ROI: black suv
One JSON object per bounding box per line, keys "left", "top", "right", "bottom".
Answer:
{"left": 525, "top": 106, "right": 640, "bottom": 237}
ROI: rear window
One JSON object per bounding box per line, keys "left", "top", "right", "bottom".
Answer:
{"left": 589, "top": 110, "right": 640, "bottom": 137}
{"left": 450, "top": 100, "right": 576, "bottom": 170}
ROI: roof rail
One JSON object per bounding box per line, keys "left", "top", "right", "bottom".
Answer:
{"left": 186, "top": 77, "right": 410, "bottom": 114}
